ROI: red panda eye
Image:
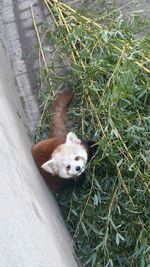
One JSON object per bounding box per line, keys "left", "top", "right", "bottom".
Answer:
{"left": 66, "top": 165, "right": 71, "bottom": 170}
{"left": 75, "top": 156, "right": 80, "bottom": 161}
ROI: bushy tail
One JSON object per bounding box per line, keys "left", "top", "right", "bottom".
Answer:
{"left": 49, "top": 89, "right": 74, "bottom": 138}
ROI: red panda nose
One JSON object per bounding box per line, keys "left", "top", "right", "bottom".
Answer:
{"left": 76, "top": 166, "right": 81, "bottom": 172}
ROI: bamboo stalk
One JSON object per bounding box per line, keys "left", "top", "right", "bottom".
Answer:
{"left": 30, "top": 5, "right": 48, "bottom": 70}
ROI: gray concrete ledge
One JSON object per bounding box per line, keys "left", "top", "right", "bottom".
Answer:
{"left": 0, "top": 39, "right": 78, "bottom": 267}
{"left": 0, "top": 0, "right": 44, "bottom": 136}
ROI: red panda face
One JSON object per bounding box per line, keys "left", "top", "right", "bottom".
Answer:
{"left": 41, "top": 132, "right": 88, "bottom": 179}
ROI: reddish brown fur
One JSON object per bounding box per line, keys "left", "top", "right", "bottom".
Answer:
{"left": 49, "top": 89, "right": 74, "bottom": 138}
{"left": 32, "top": 89, "right": 75, "bottom": 190}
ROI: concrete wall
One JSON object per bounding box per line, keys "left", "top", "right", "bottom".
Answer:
{"left": 0, "top": 40, "right": 78, "bottom": 267}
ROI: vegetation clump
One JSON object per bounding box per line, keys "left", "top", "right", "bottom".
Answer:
{"left": 33, "top": 1, "right": 150, "bottom": 266}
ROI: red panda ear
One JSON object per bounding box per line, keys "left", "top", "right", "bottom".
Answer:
{"left": 66, "top": 132, "right": 81, "bottom": 145}
{"left": 41, "top": 159, "right": 55, "bottom": 175}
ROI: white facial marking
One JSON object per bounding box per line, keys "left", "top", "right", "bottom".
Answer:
{"left": 66, "top": 132, "right": 81, "bottom": 144}
{"left": 41, "top": 132, "right": 88, "bottom": 179}
{"left": 41, "top": 159, "right": 55, "bottom": 174}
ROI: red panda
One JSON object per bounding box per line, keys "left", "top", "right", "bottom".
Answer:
{"left": 32, "top": 89, "right": 95, "bottom": 190}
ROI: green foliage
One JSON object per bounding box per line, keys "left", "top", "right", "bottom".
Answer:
{"left": 36, "top": 1, "right": 150, "bottom": 266}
